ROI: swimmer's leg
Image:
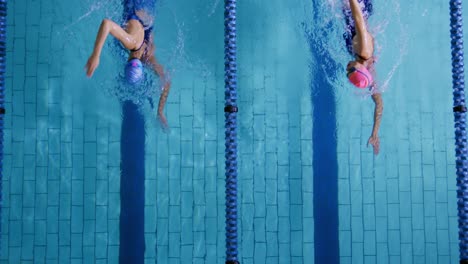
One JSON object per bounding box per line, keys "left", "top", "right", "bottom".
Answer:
{"left": 123, "top": 0, "right": 133, "bottom": 18}
{"left": 132, "top": 0, "right": 155, "bottom": 27}
{"left": 361, "top": 0, "right": 373, "bottom": 18}
{"left": 133, "top": 0, "right": 155, "bottom": 13}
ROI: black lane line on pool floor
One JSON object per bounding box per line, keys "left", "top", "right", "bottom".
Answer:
{"left": 311, "top": 59, "right": 339, "bottom": 264}
{"left": 120, "top": 101, "right": 145, "bottom": 264}
{"left": 307, "top": 2, "right": 340, "bottom": 262}
{"left": 118, "top": 0, "right": 156, "bottom": 262}
{"left": 311, "top": 71, "right": 340, "bottom": 263}
{"left": 312, "top": 73, "right": 339, "bottom": 264}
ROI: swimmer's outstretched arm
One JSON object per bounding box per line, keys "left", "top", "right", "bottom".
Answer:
{"left": 368, "top": 92, "right": 383, "bottom": 155}
{"left": 148, "top": 55, "right": 171, "bottom": 131}
{"left": 349, "top": 0, "right": 367, "bottom": 35}
{"left": 349, "top": 0, "right": 374, "bottom": 52}
{"left": 85, "top": 19, "right": 140, "bottom": 77}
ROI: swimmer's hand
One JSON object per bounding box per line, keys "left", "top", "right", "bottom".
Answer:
{"left": 158, "top": 111, "right": 170, "bottom": 133}
{"left": 367, "top": 134, "right": 380, "bottom": 155}
{"left": 85, "top": 53, "right": 100, "bottom": 77}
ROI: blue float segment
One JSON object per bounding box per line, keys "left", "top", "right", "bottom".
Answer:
{"left": 449, "top": 0, "right": 468, "bottom": 262}
{"left": 224, "top": 0, "right": 239, "bottom": 263}
{"left": 0, "top": 0, "right": 6, "bottom": 255}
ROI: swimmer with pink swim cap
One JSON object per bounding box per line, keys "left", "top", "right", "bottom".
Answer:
{"left": 345, "top": 0, "right": 383, "bottom": 155}
{"left": 346, "top": 63, "right": 373, "bottom": 88}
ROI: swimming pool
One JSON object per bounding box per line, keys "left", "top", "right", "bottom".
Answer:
{"left": 1, "top": 0, "right": 465, "bottom": 263}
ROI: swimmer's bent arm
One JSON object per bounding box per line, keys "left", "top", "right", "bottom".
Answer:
{"left": 148, "top": 55, "right": 171, "bottom": 129}
{"left": 85, "top": 19, "right": 140, "bottom": 77}
{"left": 368, "top": 92, "right": 383, "bottom": 154}
{"left": 371, "top": 93, "right": 383, "bottom": 135}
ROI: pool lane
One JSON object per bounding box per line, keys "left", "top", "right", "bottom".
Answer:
{"left": 308, "top": 1, "right": 340, "bottom": 262}
{"left": 119, "top": 101, "right": 146, "bottom": 263}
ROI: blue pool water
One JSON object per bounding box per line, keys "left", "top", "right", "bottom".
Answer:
{"left": 2, "top": 0, "right": 468, "bottom": 263}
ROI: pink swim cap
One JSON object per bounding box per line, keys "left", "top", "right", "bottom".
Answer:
{"left": 347, "top": 66, "right": 373, "bottom": 88}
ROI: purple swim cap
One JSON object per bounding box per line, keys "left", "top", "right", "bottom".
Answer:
{"left": 125, "top": 58, "right": 143, "bottom": 84}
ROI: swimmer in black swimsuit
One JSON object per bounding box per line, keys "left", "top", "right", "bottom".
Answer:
{"left": 85, "top": 8, "right": 171, "bottom": 130}
{"left": 345, "top": 0, "right": 383, "bottom": 155}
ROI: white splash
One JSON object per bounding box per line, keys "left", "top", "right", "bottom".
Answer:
{"left": 62, "top": 1, "right": 106, "bottom": 32}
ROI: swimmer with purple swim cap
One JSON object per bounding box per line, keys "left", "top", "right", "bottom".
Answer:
{"left": 345, "top": 0, "right": 383, "bottom": 155}
{"left": 85, "top": 1, "right": 171, "bottom": 131}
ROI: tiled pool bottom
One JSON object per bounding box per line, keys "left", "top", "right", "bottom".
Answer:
{"left": 1, "top": 0, "right": 462, "bottom": 263}
{"left": 2, "top": 75, "right": 459, "bottom": 264}
{"left": 336, "top": 108, "right": 458, "bottom": 263}
{"left": 1, "top": 46, "right": 316, "bottom": 264}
